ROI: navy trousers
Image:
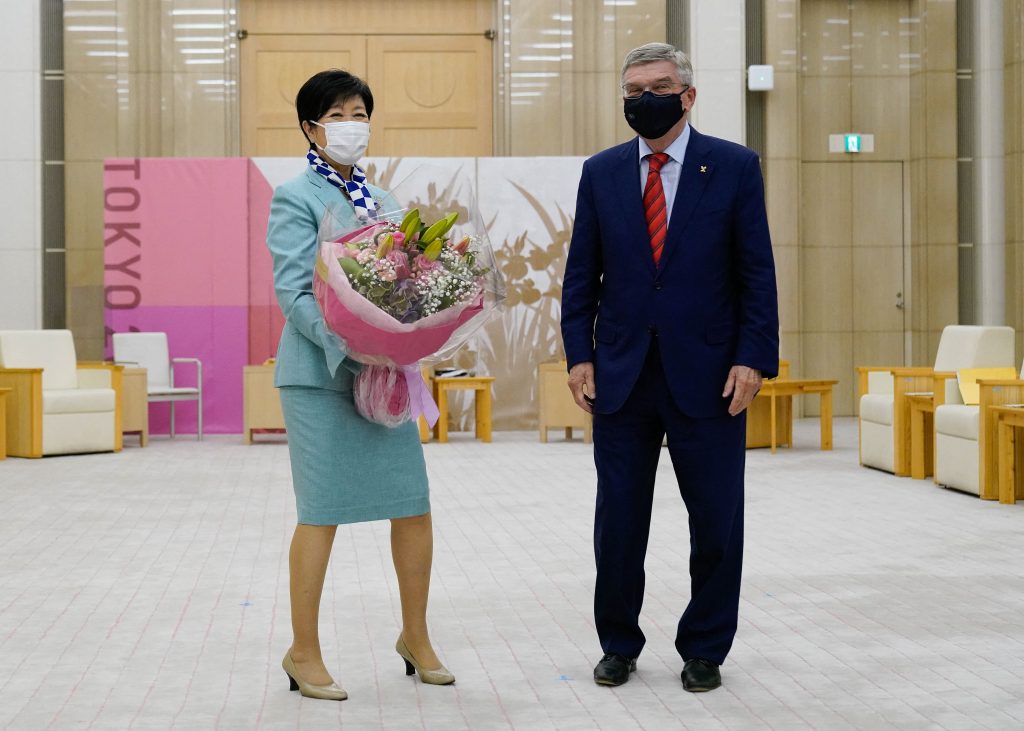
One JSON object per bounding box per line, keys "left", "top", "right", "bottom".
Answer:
{"left": 592, "top": 341, "right": 746, "bottom": 665}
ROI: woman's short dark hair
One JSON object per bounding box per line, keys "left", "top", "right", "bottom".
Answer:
{"left": 296, "top": 69, "right": 374, "bottom": 148}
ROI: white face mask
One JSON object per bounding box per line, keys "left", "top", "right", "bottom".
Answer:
{"left": 311, "top": 120, "right": 370, "bottom": 165}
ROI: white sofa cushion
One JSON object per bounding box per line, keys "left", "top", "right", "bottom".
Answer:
{"left": 860, "top": 394, "right": 894, "bottom": 426}
{"left": 935, "top": 433, "right": 980, "bottom": 495}
{"left": 866, "top": 371, "right": 893, "bottom": 394}
{"left": 861, "top": 420, "right": 895, "bottom": 472}
{"left": 0, "top": 330, "right": 78, "bottom": 390}
{"left": 43, "top": 412, "right": 117, "bottom": 456}
{"left": 934, "top": 404, "right": 980, "bottom": 441}
{"left": 935, "top": 327, "right": 1016, "bottom": 404}
{"left": 933, "top": 326, "right": 1016, "bottom": 371}
{"left": 43, "top": 388, "right": 116, "bottom": 415}
{"left": 76, "top": 368, "right": 113, "bottom": 389}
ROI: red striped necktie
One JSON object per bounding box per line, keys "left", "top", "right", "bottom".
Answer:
{"left": 643, "top": 152, "right": 670, "bottom": 265}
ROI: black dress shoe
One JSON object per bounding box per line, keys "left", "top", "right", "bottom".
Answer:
{"left": 593, "top": 653, "right": 636, "bottom": 686}
{"left": 681, "top": 658, "right": 721, "bottom": 692}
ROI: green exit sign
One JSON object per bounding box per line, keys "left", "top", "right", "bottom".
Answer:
{"left": 829, "top": 133, "right": 873, "bottom": 153}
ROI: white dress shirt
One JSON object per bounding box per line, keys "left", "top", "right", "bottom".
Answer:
{"left": 638, "top": 123, "right": 691, "bottom": 224}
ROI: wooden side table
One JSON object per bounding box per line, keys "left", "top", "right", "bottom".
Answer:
{"left": 433, "top": 376, "right": 495, "bottom": 443}
{"left": 907, "top": 392, "right": 936, "bottom": 480}
{"left": 994, "top": 405, "right": 1024, "bottom": 504}
{"left": 978, "top": 379, "right": 1024, "bottom": 499}
{"left": 244, "top": 365, "right": 286, "bottom": 443}
{"left": 537, "top": 361, "right": 591, "bottom": 443}
{"left": 0, "top": 387, "right": 10, "bottom": 460}
{"left": 120, "top": 367, "right": 149, "bottom": 447}
{"left": 754, "top": 379, "right": 838, "bottom": 454}
{"left": 746, "top": 360, "right": 791, "bottom": 449}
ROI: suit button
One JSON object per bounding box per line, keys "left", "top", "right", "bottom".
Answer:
{"left": 654, "top": 281, "right": 663, "bottom": 290}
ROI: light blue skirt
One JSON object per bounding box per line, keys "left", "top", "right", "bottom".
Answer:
{"left": 279, "top": 386, "right": 430, "bottom": 525}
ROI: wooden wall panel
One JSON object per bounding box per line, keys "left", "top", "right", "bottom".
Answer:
{"left": 367, "top": 36, "right": 492, "bottom": 156}
{"left": 239, "top": 0, "right": 493, "bottom": 36}
{"left": 800, "top": 161, "right": 906, "bottom": 415}
{"left": 238, "top": 4, "right": 493, "bottom": 157}
{"left": 241, "top": 35, "right": 367, "bottom": 156}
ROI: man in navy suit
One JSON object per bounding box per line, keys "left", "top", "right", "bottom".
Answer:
{"left": 561, "top": 43, "right": 778, "bottom": 692}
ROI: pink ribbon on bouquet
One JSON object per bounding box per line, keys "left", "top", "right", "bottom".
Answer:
{"left": 403, "top": 366, "right": 440, "bottom": 427}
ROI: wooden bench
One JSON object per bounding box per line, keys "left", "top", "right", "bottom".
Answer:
{"left": 433, "top": 376, "right": 494, "bottom": 443}
{"left": 755, "top": 379, "right": 838, "bottom": 454}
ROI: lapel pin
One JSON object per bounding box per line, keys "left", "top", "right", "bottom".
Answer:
{"left": 700, "top": 165, "right": 707, "bottom": 174}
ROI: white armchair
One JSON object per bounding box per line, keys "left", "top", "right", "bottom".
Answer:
{"left": 112, "top": 332, "right": 203, "bottom": 440}
{"left": 934, "top": 362, "right": 1024, "bottom": 498}
{"left": 0, "top": 330, "right": 122, "bottom": 457}
{"left": 856, "top": 326, "right": 1015, "bottom": 476}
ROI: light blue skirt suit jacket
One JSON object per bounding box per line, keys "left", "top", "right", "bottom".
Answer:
{"left": 266, "top": 165, "right": 429, "bottom": 525}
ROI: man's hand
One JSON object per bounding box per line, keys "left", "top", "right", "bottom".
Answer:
{"left": 722, "top": 365, "right": 762, "bottom": 416}
{"left": 567, "top": 362, "right": 596, "bottom": 413}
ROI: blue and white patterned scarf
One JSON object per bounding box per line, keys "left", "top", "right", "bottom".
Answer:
{"left": 306, "top": 151, "right": 378, "bottom": 220}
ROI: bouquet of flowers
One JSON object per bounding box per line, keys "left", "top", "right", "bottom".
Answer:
{"left": 314, "top": 202, "right": 504, "bottom": 427}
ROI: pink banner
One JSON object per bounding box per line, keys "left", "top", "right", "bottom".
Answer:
{"left": 247, "top": 159, "right": 284, "bottom": 366}
{"left": 104, "top": 158, "right": 271, "bottom": 435}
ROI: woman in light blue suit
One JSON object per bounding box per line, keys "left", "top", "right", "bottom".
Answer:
{"left": 268, "top": 70, "right": 454, "bottom": 701}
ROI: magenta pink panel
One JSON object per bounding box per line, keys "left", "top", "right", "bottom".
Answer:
{"left": 103, "top": 158, "right": 266, "bottom": 435}
{"left": 106, "top": 306, "right": 247, "bottom": 434}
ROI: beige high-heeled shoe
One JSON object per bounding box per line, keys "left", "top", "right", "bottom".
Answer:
{"left": 281, "top": 651, "right": 348, "bottom": 701}
{"left": 395, "top": 635, "right": 455, "bottom": 685}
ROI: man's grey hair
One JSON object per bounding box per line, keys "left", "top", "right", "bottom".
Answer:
{"left": 621, "top": 43, "right": 694, "bottom": 87}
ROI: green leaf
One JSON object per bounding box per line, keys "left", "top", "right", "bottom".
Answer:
{"left": 339, "top": 257, "right": 363, "bottom": 278}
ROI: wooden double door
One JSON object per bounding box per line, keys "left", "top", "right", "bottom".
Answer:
{"left": 239, "top": 0, "right": 493, "bottom": 157}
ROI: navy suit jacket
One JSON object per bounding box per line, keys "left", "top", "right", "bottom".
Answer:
{"left": 560, "top": 128, "right": 779, "bottom": 418}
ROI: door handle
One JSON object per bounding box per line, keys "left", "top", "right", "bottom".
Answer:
{"left": 895, "top": 292, "right": 905, "bottom": 310}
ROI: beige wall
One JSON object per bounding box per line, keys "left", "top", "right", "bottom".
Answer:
{"left": 908, "top": 0, "right": 958, "bottom": 364}
{"left": 64, "top": 0, "right": 240, "bottom": 360}
{"left": 503, "top": 0, "right": 665, "bottom": 155}
{"left": 763, "top": 0, "right": 801, "bottom": 386}
{"left": 0, "top": 0, "right": 42, "bottom": 331}
{"left": 764, "top": 0, "right": 959, "bottom": 416}
{"left": 1008, "top": 2, "right": 1024, "bottom": 369}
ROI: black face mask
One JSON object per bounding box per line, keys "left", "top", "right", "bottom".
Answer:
{"left": 623, "top": 91, "right": 686, "bottom": 140}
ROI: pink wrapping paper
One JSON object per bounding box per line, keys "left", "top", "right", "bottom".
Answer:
{"left": 314, "top": 240, "right": 484, "bottom": 367}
